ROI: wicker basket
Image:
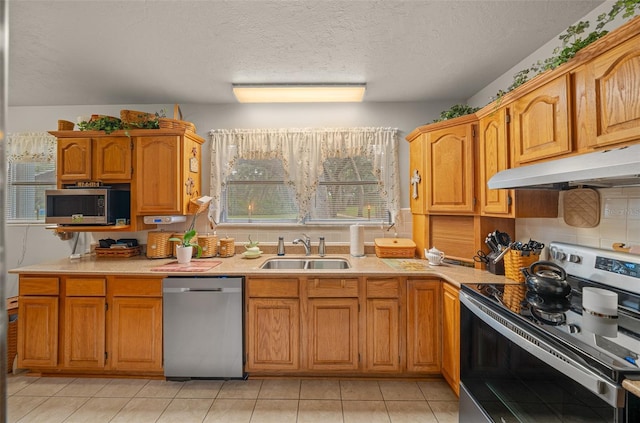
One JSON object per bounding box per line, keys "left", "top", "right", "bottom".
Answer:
{"left": 7, "top": 297, "right": 18, "bottom": 373}
{"left": 503, "top": 284, "right": 526, "bottom": 313}
{"left": 198, "top": 234, "right": 218, "bottom": 258}
{"left": 58, "top": 120, "right": 75, "bottom": 130}
{"left": 120, "top": 109, "right": 157, "bottom": 127}
{"left": 219, "top": 237, "right": 235, "bottom": 257}
{"left": 374, "top": 238, "right": 416, "bottom": 258}
{"left": 146, "top": 231, "right": 173, "bottom": 258}
{"left": 158, "top": 103, "right": 196, "bottom": 133}
{"left": 95, "top": 246, "right": 142, "bottom": 258}
{"left": 504, "top": 250, "right": 540, "bottom": 282}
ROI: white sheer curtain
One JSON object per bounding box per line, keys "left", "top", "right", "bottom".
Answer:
{"left": 6, "top": 132, "right": 57, "bottom": 163}
{"left": 209, "top": 127, "right": 400, "bottom": 223}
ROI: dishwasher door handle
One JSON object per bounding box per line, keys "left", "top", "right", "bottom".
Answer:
{"left": 163, "top": 287, "right": 242, "bottom": 293}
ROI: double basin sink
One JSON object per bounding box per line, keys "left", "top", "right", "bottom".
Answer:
{"left": 260, "top": 257, "right": 351, "bottom": 270}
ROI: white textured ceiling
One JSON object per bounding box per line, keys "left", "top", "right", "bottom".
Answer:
{"left": 9, "top": 0, "right": 605, "bottom": 106}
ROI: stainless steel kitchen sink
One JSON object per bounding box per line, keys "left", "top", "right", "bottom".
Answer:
{"left": 260, "top": 258, "right": 350, "bottom": 270}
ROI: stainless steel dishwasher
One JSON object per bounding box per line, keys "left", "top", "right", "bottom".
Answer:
{"left": 162, "top": 276, "right": 244, "bottom": 379}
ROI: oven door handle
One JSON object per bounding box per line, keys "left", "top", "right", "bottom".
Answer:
{"left": 460, "top": 291, "right": 625, "bottom": 408}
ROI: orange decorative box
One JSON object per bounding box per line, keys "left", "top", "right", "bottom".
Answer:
{"left": 374, "top": 238, "right": 416, "bottom": 258}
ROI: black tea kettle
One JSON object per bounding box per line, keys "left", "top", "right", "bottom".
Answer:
{"left": 521, "top": 261, "right": 570, "bottom": 297}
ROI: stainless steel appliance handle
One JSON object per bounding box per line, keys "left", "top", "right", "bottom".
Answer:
{"left": 460, "top": 291, "right": 625, "bottom": 408}
{"left": 163, "top": 287, "right": 242, "bottom": 293}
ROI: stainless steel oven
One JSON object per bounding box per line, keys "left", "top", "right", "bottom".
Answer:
{"left": 459, "top": 242, "right": 640, "bottom": 422}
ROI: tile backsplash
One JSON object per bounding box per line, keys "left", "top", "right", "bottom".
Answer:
{"left": 516, "top": 187, "right": 640, "bottom": 254}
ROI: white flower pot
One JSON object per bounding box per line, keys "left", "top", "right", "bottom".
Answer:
{"left": 176, "top": 245, "right": 193, "bottom": 264}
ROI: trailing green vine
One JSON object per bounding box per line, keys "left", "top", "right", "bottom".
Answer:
{"left": 77, "top": 109, "right": 166, "bottom": 134}
{"left": 433, "top": 0, "right": 640, "bottom": 121}
{"left": 506, "top": 0, "right": 640, "bottom": 93}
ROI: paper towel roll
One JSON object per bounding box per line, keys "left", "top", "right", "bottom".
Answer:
{"left": 350, "top": 225, "right": 364, "bottom": 257}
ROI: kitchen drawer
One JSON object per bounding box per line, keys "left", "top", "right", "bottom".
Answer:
{"left": 110, "top": 276, "right": 163, "bottom": 297}
{"left": 247, "top": 278, "right": 299, "bottom": 298}
{"left": 307, "top": 278, "right": 359, "bottom": 298}
{"left": 366, "top": 277, "right": 400, "bottom": 298}
{"left": 19, "top": 276, "right": 59, "bottom": 296}
{"left": 65, "top": 277, "right": 106, "bottom": 296}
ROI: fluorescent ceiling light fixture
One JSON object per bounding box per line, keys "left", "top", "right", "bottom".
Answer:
{"left": 232, "top": 84, "right": 366, "bottom": 103}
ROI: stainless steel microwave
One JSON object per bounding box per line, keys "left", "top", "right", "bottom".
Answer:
{"left": 45, "top": 188, "right": 130, "bottom": 225}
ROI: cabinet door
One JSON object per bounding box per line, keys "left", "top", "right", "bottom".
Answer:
{"left": 479, "top": 109, "right": 511, "bottom": 216}
{"left": 110, "top": 297, "right": 163, "bottom": 371}
{"left": 409, "top": 134, "right": 426, "bottom": 214}
{"left": 511, "top": 75, "right": 571, "bottom": 165}
{"left": 406, "top": 279, "right": 441, "bottom": 373}
{"left": 94, "top": 136, "right": 132, "bottom": 180}
{"left": 58, "top": 138, "right": 92, "bottom": 183}
{"left": 366, "top": 298, "right": 400, "bottom": 372}
{"left": 442, "top": 283, "right": 460, "bottom": 396}
{"left": 307, "top": 298, "right": 359, "bottom": 370}
{"left": 135, "top": 135, "right": 182, "bottom": 215}
{"left": 17, "top": 296, "right": 59, "bottom": 368}
{"left": 426, "top": 123, "right": 475, "bottom": 213}
{"left": 586, "top": 34, "right": 640, "bottom": 148}
{"left": 246, "top": 298, "right": 300, "bottom": 371}
{"left": 63, "top": 297, "right": 105, "bottom": 368}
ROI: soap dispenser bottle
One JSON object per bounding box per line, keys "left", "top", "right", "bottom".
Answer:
{"left": 277, "top": 237, "right": 285, "bottom": 256}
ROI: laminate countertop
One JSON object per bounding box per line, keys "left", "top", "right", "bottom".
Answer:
{"left": 9, "top": 253, "right": 513, "bottom": 288}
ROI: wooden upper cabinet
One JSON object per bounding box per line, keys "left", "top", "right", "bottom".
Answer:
{"left": 58, "top": 137, "right": 131, "bottom": 183}
{"left": 425, "top": 118, "right": 476, "bottom": 213}
{"left": 408, "top": 134, "right": 426, "bottom": 214}
{"left": 511, "top": 75, "right": 572, "bottom": 165}
{"left": 478, "top": 108, "right": 510, "bottom": 216}
{"left": 584, "top": 32, "right": 640, "bottom": 149}
{"left": 93, "top": 137, "right": 132, "bottom": 180}
{"left": 135, "top": 133, "right": 202, "bottom": 215}
{"left": 58, "top": 138, "right": 92, "bottom": 182}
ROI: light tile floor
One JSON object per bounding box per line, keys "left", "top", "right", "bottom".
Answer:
{"left": 7, "top": 375, "right": 459, "bottom": 423}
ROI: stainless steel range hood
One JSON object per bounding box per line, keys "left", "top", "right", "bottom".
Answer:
{"left": 488, "top": 144, "right": 640, "bottom": 190}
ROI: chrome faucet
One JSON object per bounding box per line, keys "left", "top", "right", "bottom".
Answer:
{"left": 292, "top": 234, "right": 312, "bottom": 255}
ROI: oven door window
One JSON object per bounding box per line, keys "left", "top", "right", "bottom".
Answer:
{"left": 460, "top": 302, "right": 621, "bottom": 422}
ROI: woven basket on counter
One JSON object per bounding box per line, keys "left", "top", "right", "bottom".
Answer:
{"left": 146, "top": 231, "right": 173, "bottom": 259}
{"left": 171, "top": 232, "right": 199, "bottom": 257}
{"left": 219, "top": 237, "right": 235, "bottom": 257}
{"left": 7, "top": 297, "right": 18, "bottom": 373}
{"left": 374, "top": 238, "right": 416, "bottom": 258}
{"left": 504, "top": 250, "right": 539, "bottom": 282}
{"left": 198, "top": 234, "right": 218, "bottom": 258}
{"left": 95, "top": 246, "right": 142, "bottom": 258}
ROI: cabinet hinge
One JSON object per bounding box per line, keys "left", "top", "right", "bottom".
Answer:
{"left": 358, "top": 353, "right": 361, "bottom": 363}
{"left": 505, "top": 114, "right": 511, "bottom": 124}
{"left": 105, "top": 302, "right": 108, "bottom": 311}
{"left": 472, "top": 128, "right": 476, "bottom": 138}
{"left": 507, "top": 195, "right": 513, "bottom": 206}
{"left": 105, "top": 352, "right": 108, "bottom": 360}
{"left": 130, "top": 140, "right": 134, "bottom": 150}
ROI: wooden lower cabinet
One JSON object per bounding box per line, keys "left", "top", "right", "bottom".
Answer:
{"left": 18, "top": 296, "right": 59, "bottom": 368}
{"left": 246, "top": 277, "right": 300, "bottom": 372}
{"left": 63, "top": 297, "right": 106, "bottom": 368}
{"left": 110, "top": 297, "right": 163, "bottom": 371}
{"left": 366, "top": 277, "right": 401, "bottom": 372}
{"left": 17, "top": 274, "right": 163, "bottom": 375}
{"left": 406, "top": 279, "right": 441, "bottom": 373}
{"left": 307, "top": 298, "right": 359, "bottom": 370}
{"left": 441, "top": 283, "right": 460, "bottom": 396}
{"left": 246, "top": 298, "right": 300, "bottom": 371}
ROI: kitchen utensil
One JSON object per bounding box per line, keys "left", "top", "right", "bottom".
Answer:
{"left": 425, "top": 247, "right": 445, "bottom": 265}
{"left": 521, "top": 260, "right": 570, "bottom": 297}
{"left": 473, "top": 250, "right": 490, "bottom": 264}
{"left": 492, "top": 242, "right": 513, "bottom": 264}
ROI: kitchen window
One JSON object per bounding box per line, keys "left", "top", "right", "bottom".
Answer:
{"left": 5, "top": 133, "right": 57, "bottom": 223}
{"left": 210, "top": 128, "right": 400, "bottom": 224}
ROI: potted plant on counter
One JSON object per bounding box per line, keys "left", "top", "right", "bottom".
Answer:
{"left": 169, "top": 229, "right": 202, "bottom": 264}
